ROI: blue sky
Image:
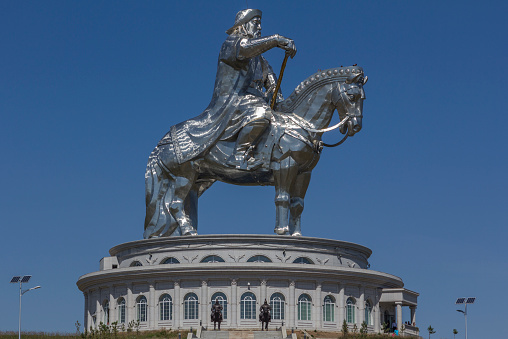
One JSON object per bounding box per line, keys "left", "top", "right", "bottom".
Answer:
{"left": 1, "top": 1, "right": 507, "bottom": 338}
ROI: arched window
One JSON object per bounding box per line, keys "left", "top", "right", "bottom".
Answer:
{"left": 211, "top": 292, "right": 228, "bottom": 319}
{"left": 365, "top": 300, "right": 373, "bottom": 326}
{"left": 117, "top": 298, "right": 126, "bottom": 323}
{"left": 200, "top": 255, "right": 225, "bottom": 263}
{"left": 184, "top": 293, "right": 199, "bottom": 319}
{"left": 240, "top": 292, "right": 256, "bottom": 319}
{"left": 137, "top": 296, "right": 148, "bottom": 322}
{"left": 292, "top": 257, "right": 314, "bottom": 264}
{"left": 130, "top": 261, "right": 142, "bottom": 267}
{"left": 298, "top": 294, "right": 312, "bottom": 321}
{"left": 161, "top": 257, "right": 180, "bottom": 264}
{"left": 323, "top": 295, "right": 335, "bottom": 322}
{"left": 160, "top": 294, "right": 172, "bottom": 321}
{"left": 103, "top": 300, "right": 110, "bottom": 324}
{"left": 247, "top": 255, "right": 272, "bottom": 263}
{"left": 346, "top": 297, "right": 356, "bottom": 323}
{"left": 270, "top": 293, "right": 285, "bottom": 320}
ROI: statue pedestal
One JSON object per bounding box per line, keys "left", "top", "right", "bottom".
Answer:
{"left": 77, "top": 234, "right": 418, "bottom": 333}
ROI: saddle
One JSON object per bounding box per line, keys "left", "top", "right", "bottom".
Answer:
{"left": 207, "top": 112, "right": 316, "bottom": 171}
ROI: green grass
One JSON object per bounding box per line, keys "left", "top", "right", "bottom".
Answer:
{"left": 0, "top": 330, "right": 409, "bottom": 339}
{"left": 0, "top": 330, "right": 191, "bottom": 339}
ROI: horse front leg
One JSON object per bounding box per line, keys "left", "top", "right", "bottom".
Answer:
{"left": 273, "top": 157, "right": 297, "bottom": 235}
{"left": 289, "top": 171, "right": 311, "bottom": 236}
{"left": 168, "top": 163, "right": 198, "bottom": 236}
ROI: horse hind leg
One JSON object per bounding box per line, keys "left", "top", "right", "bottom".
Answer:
{"left": 144, "top": 153, "right": 179, "bottom": 238}
{"left": 184, "top": 180, "right": 215, "bottom": 233}
{"left": 167, "top": 162, "right": 199, "bottom": 236}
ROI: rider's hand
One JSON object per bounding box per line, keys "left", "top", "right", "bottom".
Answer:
{"left": 276, "top": 35, "right": 297, "bottom": 58}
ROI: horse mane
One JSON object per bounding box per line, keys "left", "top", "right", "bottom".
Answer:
{"left": 277, "top": 65, "right": 364, "bottom": 113}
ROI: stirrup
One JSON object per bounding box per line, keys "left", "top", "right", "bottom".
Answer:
{"left": 226, "top": 154, "right": 246, "bottom": 169}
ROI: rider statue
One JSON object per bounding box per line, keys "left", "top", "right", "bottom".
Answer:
{"left": 259, "top": 298, "right": 272, "bottom": 329}
{"left": 211, "top": 299, "right": 223, "bottom": 330}
{"left": 169, "top": 8, "right": 297, "bottom": 170}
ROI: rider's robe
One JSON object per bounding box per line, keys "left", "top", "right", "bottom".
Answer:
{"left": 169, "top": 34, "right": 277, "bottom": 164}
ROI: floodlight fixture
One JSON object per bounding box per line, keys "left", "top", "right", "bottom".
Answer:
{"left": 456, "top": 297, "right": 476, "bottom": 339}
{"left": 11, "top": 275, "right": 41, "bottom": 339}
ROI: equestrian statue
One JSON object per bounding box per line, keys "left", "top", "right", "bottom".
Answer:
{"left": 144, "top": 9, "right": 367, "bottom": 238}
{"left": 259, "top": 299, "right": 272, "bottom": 330}
{"left": 211, "top": 299, "right": 223, "bottom": 330}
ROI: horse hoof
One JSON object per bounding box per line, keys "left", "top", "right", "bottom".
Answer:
{"left": 291, "top": 232, "right": 302, "bottom": 237}
{"left": 183, "top": 230, "right": 198, "bottom": 236}
{"left": 274, "top": 226, "right": 289, "bottom": 235}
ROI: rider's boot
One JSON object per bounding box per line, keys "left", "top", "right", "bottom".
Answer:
{"left": 227, "top": 119, "right": 269, "bottom": 170}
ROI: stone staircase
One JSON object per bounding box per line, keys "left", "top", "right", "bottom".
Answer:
{"left": 201, "top": 330, "right": 283, "bottom": 339}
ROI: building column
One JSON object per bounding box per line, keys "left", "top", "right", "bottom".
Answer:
{"left": 315, "top": 283, "right": 322, "bottom": 330}
{"left": 230, "top": 279, "right": 238, "bottom": 328}
{"left": 201, "top": 280, "right": 208, "bottom": 327}
{"left": 288, "top": 280, "right": 295, "bottom": 329}
{"left": 84, "top": 292, "right": 89, "bottom": 330}
{"left": 109, "top": 290, "right": 116, "bottom": 324}
{"left": 127, "top": 284, "right": 133, "bottom": 323}
{"left": 374, "top": 288, "right": 380, "bottom": 333}
{"left": 396, "top": 302, "right": 402, "bottom": 331}
{"left": 338, "top": 283, "right": 345, "bottom": 327}
{"left": 88, "top": 290, "right": 95, "bottom": 330}
{"left": 358, "top": 285, "right": 365, "bottom": 325}
{"left": 174, "top": 281, "right": 181, "bottom": 329}
{"left": 260, "top": 280, "right": 267, "bottom": 304}
{"left": 149, "top": 282, "right": 156, "bottom": 329}
{"left": 96, "top": 298, "right": 101, "bottom": 328}
{"left": 410, "top": 306, "right": 416, "bottom": 326}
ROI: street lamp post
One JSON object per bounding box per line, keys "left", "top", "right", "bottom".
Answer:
{"left": 455, "top": 297, "right": 475, "bottom": 339}
{"left": 10, "top": 276, "right": 41, "bottom": 339}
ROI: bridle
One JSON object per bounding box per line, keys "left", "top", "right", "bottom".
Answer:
{"left": 286, "top": 82, "right": 362, "bottom": 147}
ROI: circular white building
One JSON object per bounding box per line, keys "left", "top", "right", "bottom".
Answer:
{"left": 77, "top": 234, "right": 419, "bottom": 335}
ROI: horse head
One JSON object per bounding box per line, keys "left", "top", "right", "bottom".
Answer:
{"left": 278, "top": 66, "right": 367, "bottom": 137}
{"left": 332, "top": 71, "right": 367, "bottom": 136}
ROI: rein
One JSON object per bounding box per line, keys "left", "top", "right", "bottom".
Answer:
{"left": 323, "top": 131, "right": 349, "bottom": 148}
{"left": 288, "top": 115, "right": 350, "bottom": 149}
{"left": 284, "top": 83, "right": 361, "bottom": 148}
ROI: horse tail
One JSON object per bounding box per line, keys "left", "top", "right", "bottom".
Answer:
{"left": 143, "top": 148, "right": 178, "bottom": 238}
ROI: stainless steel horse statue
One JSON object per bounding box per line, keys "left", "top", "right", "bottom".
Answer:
{"left": 143, "top": 66, "right": 366, "bottom": 238}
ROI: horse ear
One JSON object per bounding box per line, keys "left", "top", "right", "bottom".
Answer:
{"left": 363, "top": 76, "right": 368, "bottom": 85}
{"left": 346, "top": 74, "right": 362, "bottom": 84}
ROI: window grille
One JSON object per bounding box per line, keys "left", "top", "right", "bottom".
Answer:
{"left": 365, "top": 300, "right": 373, "bottom": 326}
{"left": 346, "top": 297, "right": 356, "bottom": 323}
{"left": 211, "top": 292, "right": 228, "bottom": 319}
{"left": 270, "top": 293, "right": 285, "bottom": 320}
{"left": 247, "top": 255, "right": 272, "bottom": 263}
{"left": 103, "top": 301, "right": 110, "bottom": 324}
{"left": 118, "top": 298, "right": 126, "bottom": 323}
{"left": 137, "top": 296, "right": 148, "bottom": 322}
{"left": 240, "top": 292, "right": 257, "bottom": 319}
{"left": 298, "top": 294, "right": 312, "bottom": 321}
{"left": 184, "top": 293, "right": 199, "bottom": 319}
{"left": 292, "top": 257, "right": 314, "bottom": 264}
{"left": 200, "top": 255, "right": 225, "bottom": 263}
{"left": 160, "top": 294, "right": 172, "bottom": 321}
{"left": 161, "top": 257, "right": 180, "bottom": 264}
{"left": 323, "top": 295, "right": 335, "bottom": 322}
